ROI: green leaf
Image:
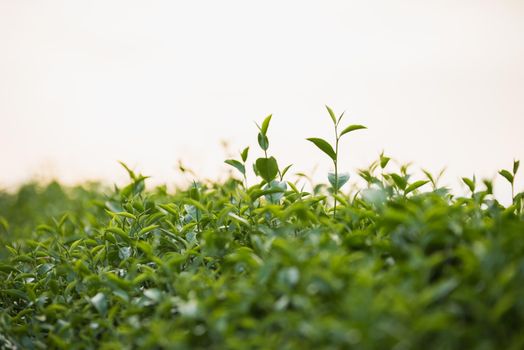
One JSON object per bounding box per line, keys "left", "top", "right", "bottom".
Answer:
{"left": 405, "top": 180, "right": 429, "bottom": 195}
{"left": 462, "top": 177, "right": 476, "bottom": 193}
{"left": 513, "top": 160, "right": 520, "bottom": 175}
{"left": 306, "top": 138, "right": 336, "bottom": 161}
{"left": 184, "top": 199, "right": 206, "bottom": 212}
{"left": 190, "top": 182, "right": 201, "bottom": 201}
{"left": 158, "top": 203, "right": 179, "bottom": 216}
{"left": 0, "top": 217, "right": 8, "bottom": 232}
{"left": 138, "top": 225, "right": 159, "bottom": 237}
{"left": 264, "top": 180, "right": 287, "bottom": 203}
{"left": 2, "top": 289, "right": 28, "bottom": 300}
{"left": 422, "top": 169, "right": 434, "bottom": 185}
{"left": 499, "top": 170, "right": 514, "bottom": 184}
{"left": 261, "top": 114, "right": 272, "bottom": 135}
{"left": 106, "top": 227, "right": 132, "bottom": 243}
{"left": 48, "top": 334, "right": 68, "bottom": 349}
{"left": 225, "top": 159, "right": 246, "bottom": 176}
{"left": 90, "top": 292, "right": 107, "bottom": 315}
{"left": 255, "top": 157, "right": 279, "bottom": 183}
{"left": 144, "top": 288, "right": 162, "bottom": 302}
{"left": 325, "top": 105, "right": 337, "bottom": 125}
{"left": 281, "top": 164, "right": 293, "bottom": 179}
{"left": 380, "top": 152, "right": 391, "bottom": 169}
{"left": 258, "top": 133, "right": 269, "bottom": 151}
{"left": 228, "top": 212, "right": 250, "bottom": 226}
{"left": 118, "top": 161, "right": 136, "bottom": 180}
{"left": 328, "top": 174, "right": 339, "bottom": 190}
{"left": 0, "top": 264, "right": 19, "bottom": 274}
{"left": 337, "top": 111, "right": 345, "bottom": 125}
{"left": 241, "top": 147, "right": 249, "bottom": 162}
{"left": 250, "top": 187, "right": 286, "bottom": 201}
{"left": 339, "top": 124, "right": 367, "bottom": 137}
{"left": 483, "top": 179, "right": 493, "bottom": 194}
{"left": 118, "top": 246, "right": 132, "bottom": 260}
{"left": 106, "top": 211, "right": 136, "bottom": 220}
{"left": 328, "top": 172, "right": 350, "bottom": 190}
{"left": 390, "top": 174, "right": 407, "bottom": 190}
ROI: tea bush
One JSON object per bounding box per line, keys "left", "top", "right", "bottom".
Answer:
{"left": 1, "top": 109, "right": 523, "bottom": 349}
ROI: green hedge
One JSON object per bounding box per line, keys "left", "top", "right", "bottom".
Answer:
{"left": 1, "top": 111, "right": 523, "bottom": 349}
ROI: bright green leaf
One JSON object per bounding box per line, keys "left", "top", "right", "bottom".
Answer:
{"left": 339, "top": 124, "right": 367, "bottom": 137}
{"left": 405, "top": 180, "right": 429, "bottom": 195}
{"left": 306, "top": 138, "right": 336, "bottom": 161}
{"left": 325, "top": 105, "right": 337, "bottom": 125}
{"left": 261, "top": 114, "right": 272, "bottom": 135}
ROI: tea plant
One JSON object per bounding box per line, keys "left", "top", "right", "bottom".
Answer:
{"left": 307, "top": 105, "right": 366, "bottom": 216}
{"left": 1, "top": 110, "right": 523, "bottom": 350}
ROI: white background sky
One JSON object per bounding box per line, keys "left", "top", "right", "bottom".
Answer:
{"left": 0, "top": 0, "right": 523, "bottom": 202}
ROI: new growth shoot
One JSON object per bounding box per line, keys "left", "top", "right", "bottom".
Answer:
{"left": 307, "top": 106, "right": 366, "bottom": 217}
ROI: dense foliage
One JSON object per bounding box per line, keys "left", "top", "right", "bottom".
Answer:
{"left": 1, "top": 111, "right": 523, "bottom": 349}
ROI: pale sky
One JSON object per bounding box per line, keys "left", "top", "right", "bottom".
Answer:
{"left": 1, "top": 1, "right": 523, "bottom": 202}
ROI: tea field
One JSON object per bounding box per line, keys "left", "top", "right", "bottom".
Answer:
{"left": 1, "top": 112, "right": 523, "bottom": 349}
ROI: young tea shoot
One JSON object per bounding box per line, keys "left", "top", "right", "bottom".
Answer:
{"left": 307, "top": 105, "right": 366, "bottom": 216}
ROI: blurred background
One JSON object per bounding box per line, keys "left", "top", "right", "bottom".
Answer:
{"left": 0, "top": 0, "right": 523, "bottom": 203}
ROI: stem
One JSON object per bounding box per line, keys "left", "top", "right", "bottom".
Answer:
{"left": 333, "top": 124, "right": 339, "bottom": 218}
{"left": 237, "top": 194, "right": 242, "bottom": 214}
{"left": 263, "top": 148, "right": 282, "bottom": 185}
{"left": 193, "top": 181, "right": 201, "bottom": 233}
{"left": 196, "top": 210, "right": 201, "bottom": 233}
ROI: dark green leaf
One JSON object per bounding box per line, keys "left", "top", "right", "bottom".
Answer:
{"left": 258, "top": 133, "right": 269, "bottom": 151}
{"left": 390, "top": 173, "right": 407, "bottom": 190}
{"left": 483, "top": 179, "right": 493, "bottom": 194}
{"left": 499, "top": 170, "right": 514, "bottom": 184}
{"left": 306, "top": 138, "right": 336, "bottom": 161}
{"left": 462, "top": 177, "right": 476, "bottom": 193}
{"left": 255, "top": 157, "right": 279, "bottom": 183}
{"left": 2, "top": 289, "right": 28, "bottom": 300}
{"left": 241, "top": 147, "right": 249, "bottom": 162}
{"left": 380, "top": 152, "right": 391, "bottom": 169}
{"left": 225, "top": 159, "right": 246, "bottom": 176}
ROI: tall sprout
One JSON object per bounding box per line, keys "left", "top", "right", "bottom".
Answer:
{"left": 307, "top": 105, "right": 366, "bottom": 217}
